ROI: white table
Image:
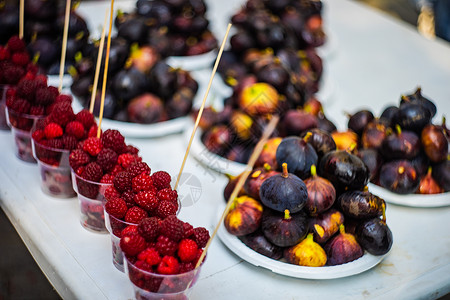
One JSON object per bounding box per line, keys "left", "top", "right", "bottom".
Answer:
{"left": 1, "top": 0, "right": 450, "bottom": 299}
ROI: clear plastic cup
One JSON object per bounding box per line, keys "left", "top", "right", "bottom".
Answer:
{"left": 0, "top": 84, "right": 11, "bottom": 130}
{"left": 124, "top": 255, "right": 205, "bottom": 300}
{"left": 71, "top": 171, "right": 111, "bottom": 233}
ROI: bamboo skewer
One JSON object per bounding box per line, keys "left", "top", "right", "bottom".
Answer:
{"left": 89, "top": 11, "right": 108, "bottom": 114}
{"left": 174, "top": 23, "right": 232, "bottom": 191}
{"left": 58, "top": 0, "right": 71, "bottom": 92}
{"left": 97, "top": 0, "right": 115, "bottom": 138}
{"left": 19, "top": 0, "right": 24, "bottom": 39}
{"left": 195, "top": 115, "right": 280, "bottom": 269}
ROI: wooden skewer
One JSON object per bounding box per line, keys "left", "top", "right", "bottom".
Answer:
{"left": 195, "top": 115, "right": 280, "bottom": 269}
{"left": 58, "top": 0, "right": 71, "bottom": 92}
{"left": 174, "top": 23, "right": 232, "bottom": 191}
{"left": 97, "top": 0, "right": 115, "bottom": 138}
{"left": 89, "top": 11, "right": 108, "bottom": 114}
{"left": 19, "top": 0, "right": 24, "bottom": 39}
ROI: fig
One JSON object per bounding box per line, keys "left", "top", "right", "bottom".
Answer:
{"left": 256, "top": 60, "right": 290, "bottom": 91}
{"left": 239, "top": 82, "right": 279, "bottom": 116}
{"left": 361, "top": 119, "right": 389, "bottom": 149}
{"left": 304, "top": 165, "right": 336, "bottom": 216}
{"left": 223, "top": 174, "right": 245, "bottom": 203}
{"left": 418, "top": 167, "right": 443, "bottom": 194}
{"left": 202, "top": 125, "right": 234, "bottom": 156}
{"left": 113, "top": 67, "right": 148, "bottom": 102}
{"left": 226, "top": 145, "right": 252, "bottom": 164}
{"left": 309, "top": 209, "right": 345, "bottom": 244}
{"left": 338, "top": 190, "right": 385, "bottom": 219}
{"left": 230, "top": 111, "right": 253, "bottom": 141}
{"left": 379, "top": 160, "right": 420, "bottom": 194}
{"left": 259, "top": 163, "right": 308, "bottom": 213}
{"left": 284, "top": 233, "right": 327, "bottom": 267}
{"left": 255, "top": 137, "right": 282, "bottom": 169}
{"left": 380, "top": 105, "right": 399, "bottom": 126}
{"left": 127, "top": 93, "right": 164, "bottom": 124}
{"left": 244, "top": 164, "right": 279, "bottom": 201}
{"left": 276, "top": 134, "right": 318, "bottom": 179}
{"left": 357, "top": 148, "right": 383, "bottom": 181}
{"left": 300, "top": 128, "right": 336, "bottom": 160}
{"left": 331, "top": 130, "right": 359, "bottom": 151}
{"left": 280, "top": 109, "right": 318, "bottom": 137}
{"left": 431, "top": 160, "right": 450, "bottom": 192}
{"left": 319, "top": 150, "right": 370, "bottom": 191}
{"left": 303, "top": 96, "right": 323, "bottom": 116}
{"left": 324, "top": 224, "right": 363, "bottom": 266}
{"left": 380, "top": 125, "right": 420, "bottom": 160}
{"left": 224, "top": 196, "right": 263, "bottom": 236}
{"left": 165, "top": 87, "right": 194, "bottom": 120}
{"left": 421, "top": 124, "right": 448, "bottom": 163}
{"left": 347, "top": 110, "right": 374, "bottom": 136}
{"left": 249, "top": 115, "right": 281, "bottom": 144}
{"left": 411, "top": 151, "right": 430, "bottom": 177}
{"left": 394, "top": 102, "right": 431, "bottom": 133}
{"left": 400, "top": 87, "right": 436, "bottom": 118}
{"left": 316, "top": 113, "right": 337, "bottom": 133}
{"left": 356, "top": 204, "right": 393, "bottom": 255}
{"left": 150, "top": 62, "right": 177, "bottom": 99}
{"left": 261, "top": 209, "right": 309, "bottom": 247}
{"left": 130, "top": 45, "right": 159, "bottom": 73}
{"left": 239, "top": 230, "right": 283, "bottom": 260}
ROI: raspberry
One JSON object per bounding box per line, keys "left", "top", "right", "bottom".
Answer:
{"left": 101, "top": 129, "right": 126, "bottom": 154}
{"left": 193, "top": 227, "right": 210, "bottom": 248}
{"left": 127, "top": 161, "right": 151, "bottom": 178}
{"left": 55, "top": 94, "right": 72, "bottom": 104}
{"left": 138, "top": 248, "right": 161, "bottom": 266}
{"left": 32, "top": 129, "right": 45, "bottom": 143}
{"left": 120, "top": 233, "right": 147, "bottom": 256}
{"left": 160, "top": 215, "right": 184, "bottom": 242}
{"left": 179, "top": 262, "right": 195, "bottom": 273}
{"left": 157, "top": 188, "right": 178, "bottom": 202}
{"left": 104, "top": 186, "right": 120, "bottom": 201}
{"left": 0, "top": 46, "right": 11, "bottom": 60}
{"left": 46, "top": 138, "right": 64, "bottom": 150}
{"left": 69, "top": 149, "right": 92, "bottom": 170}
{"left": 49, "top": 100, "right": 75, "bottom": 126}
{"left": 83, "top": 137, "right": 103, "bottom": 156}
{"left": 29, "top": 105, "right": 45, "bottom": 116}
{"left": 7, "top": 36, "right": 26, "bottom": 52}
{"left": 177, "top": 239, "right": 199, "bottom": 262}
{"left": 125, "top": 206, "right": 148, "bottom": 224}
{"left": 195, "top": 249, "right": 205, "bottom": 265}
{"left": 3, "top": 65, "right": 25, "bottom": 84}
{"left": 135, "top": 191, "right": 159, "bottom": 212}
{"left": 75, "top": 109, "right": 96, "bottom": 130}
{"left": 75, "top": 166, "right": 85, "bottom": 176}
{"left": 157, "top": 255, "right": 180, "bottom": 275}
{"left": 138, "top": 217, "right": 161, "bottom": 242}
{"left": 35, "top": 86, "right": 58, "bottom": 106}
{"left": 62, "top": 135, "right": 78, "bottom": 150}
{"left": 152, "top": 171, "right": 172, "bottom": 190}
{"left": 134, "top": 260, "right": 152, "bottom": 272}
{"left": 44, "top": 123, "right": 63, "bottom": 139}
{"left": 10, "top": 98, "right": 30, "bottom": 114}
{"left": 16, "top": 79, "right": 38, "bottom": 101}
{"left": 105, "top": 197, "right": 128, "bottom": 219}
{"left": 113, "top": 171, "right": 133, "bottom": 193}
{"left": 82, "top": 162, "right": 103, "bottom": 182}
{"left": 132, "top": 173, "right": 154, "bottom": 192}
{"left": 65, "top": 121, "right": 85, "bottom": 140}
{"left": 11, "top": 52, "right": 30, "bottom": 66}
{"left": 183, "top": 222, "right": 194, "bottom": 239}
{"left": 35, "top": 74, "right": 47, "bottom": 85}
{"left": 156, "top": 236, "right": 178, "bottom": 256}
{"left": 121, "top": 225, "right": 138, "bottom": 237}
{"left": 87, "top": 125, "right": 99, "bottom": 138}
{"left": 156, "top": 200, "right": 178, "bottom": 219}
{"left": 125, "top": 144, "right": 139, "bottom": 155}
{"left": 96, "top": 148, "right": 118, "bottom": 173}
{"left": 110, "top": 164, "right": 124, "bottom": 176}
{"left": 100, "top": 173, "right": 114, "bottom": 184}
{"left": 122, "top": 190, "right": 136, "bottom": 207}
{"left": 22, "top": 71, "right": 35, "bottom": 81}
{"left": 118, "top": 153, "right": 141, "bottom": 169}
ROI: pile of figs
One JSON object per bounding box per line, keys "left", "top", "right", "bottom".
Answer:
{"left": 339, "top": 87, "right": 449, "bottom": 194}
{"left": 223, "top": 129, "right": 393, "bottom": 267}
{"left": 0, "top": 0, "right": 91, "bottom": 74}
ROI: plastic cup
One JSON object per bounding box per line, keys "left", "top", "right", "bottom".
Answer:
{"left": 124, "top": 255, "right": 204, "bottom": 300}
{"left": 6, "top": 107, "right": 45, "bottom": 163}
{"left": 31, "top": 138, "right": 75, "bottom": 198}
{"left": 0, "top": 84, "right": 11, "bottom": 130}
{"left": 104, "top": 210, "right": 138, "bottom": 272}
{"left": 71, "top": 171, "right": 111, "bottom": 233}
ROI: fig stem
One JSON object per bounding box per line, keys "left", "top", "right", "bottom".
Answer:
{"left": 284, "top": 209, "right": 291, "bottom": 220}
{"left": 395, "top": 124, "right": 402, "bottom": 135}
{"left": 398, "top": 166, "right": 405, "bottom": 175}
{"left": 339, "top": 224, "right": 345, "bottom": 234}
{"left": 306, "top": 233, "right": 314, "bottom": 241}
{"left": 282, "top": 163, "right": 289, "bottom": 178}
{"left": 427, "top": 166, "right": 432, "bottom": 175}
{"left": 263, "top": 163, "right": 271, "bottom": 172}
{"left": 303, "top": 132, "right": 312, "bottom": 143}
{"left": 310, "top": 164, "right": 317, "bottom": 177}
{"left": 347, "top": 143, "right": 357, "bottom": 153}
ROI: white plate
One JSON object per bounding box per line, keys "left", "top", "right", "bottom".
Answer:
{"left": 216, "top": 204, "right": 389, "bottom": 279}
{"left": 368, "top": 183, "right": 450, "bottom": 208}
{"left": 166, "top": 50, "right": 217, "bottom": 71}
{"left": 47, "top": 75, "right": 73, "bottom": 89}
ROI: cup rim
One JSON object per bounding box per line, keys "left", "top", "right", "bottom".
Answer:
{"left": 6, "top": 105, "right": 47, "bottom": 120}
{"left": 31, "top": 135, "right": 72, "bottom": 153}
{"left": 104, "top": 208, "right": 139, "bottom": 229}
{"left": 71, "top": 169, "right": 113, "bottom": 187}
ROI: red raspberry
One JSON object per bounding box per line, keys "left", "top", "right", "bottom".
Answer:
{"left": 156, "top": 200, "right": 178, "bottom": 219}
{"left": 101, "top": 129, "right": 126, "bottom": 154}
{"left": 138, "top": 217, "right": 161, "bottom": 242}
{"left": 121, "top": 190, "right": 136, "bottom": 207}
{"left": 135, "top": 191, "right": 159, "bottom": 212}
{"left": 118, "top": 153, "right": 141, "bottom": 169}
{"left": 75, "top": 109, "right": 96, "bottom": 130}
{"left": 120, "top": 233, "right": 147, "bottom": 256}
{"left": 11, "top": 52, "right": 30, "bottom": 66}
{"left": 32, "top": 129, "right": 45, "bottom": 143}
{"left": 183, "top": 222, "right": 194, "bottom": 239}
{"left": 0, "top": 46, "right": 11, "bottom": 60}
{"left": 29, "top": 105, "right": 45, "bottom": 116}
{"left": 110, "top": 164, "right": 124, "bottom": 176}
{"left": 44, "top": 123, "right": 63, "bottom": 139}
{"left": 113, "top": 171, "right": 133, "bottom": 193}
{"left": 87, "top": 124, "right": 99, "bottom": 138}
{"left": 16, "top": 78, "right": 38, "bottom": 101}
{"left": 34, "top": 74, "right": 47, "bottom": 85}
{"left": 127, "top": 161, "right": 151, "bottom": 178}
{"left": 3, "top": 65, "right": 25, "bottom": 84}
{"left": 49, "top": 101, "right": 75, "bottom": 127}
{"left": 105, "top": 197, "right": 128, "bottom": 219}
{"left": 160, "top": 215, "right": 184, "bottom": 242}
{"left": 55, "top": 94, "right": 72, "bottom": 104}
{"left": 132, "top": 173, "right": 154, "bottom": 192}
{"left": 69, "top": 149, "right": 92, "bottom": 170}
{"left": 100, "top": 173, "right": 114, "bottom": 184}
{"left": 157, "top": 188, "right": 178, "bottom": 202}
{"left": 104, "top": 186, "right": 120, "bottom": 201}
{"left": 138, "top": 248, "right": 161, "bottom": 266}
{"left": 82, "top": 162, "right": 103, "bottom": 182}
{"left": 75, "top": 166, "right": 85, "bottom": 176}
{"left": 62, "top": 135, "right": 78, "bottom": 150}
{"left": 46, "top": 138, "right": 64, "bottom": 151}
{"left": 152, "top": 171, "right": 172, "bottom": 190}
{"left": 83, "top": 137, "right": 103, "bottom": 156}
{"left": 125, "top": 206, "right": 148, "bottom": 224}
{"left": 35, "top": 86, "right": 58, "bottom": 106}
{"left": 125, "top": 144, "right": 139, "bottom": 155}
{"left": 179, "top": 262, "right": 195, "bottom": 273}
{"left": 195, "top": 249, "right": 205, "bottom": 265}
{"left": 7, "top": 36, "right": 26, "bottom": 52}
{"left": 121, "top": 225, "right": 138, "bottom": 237}
{"left": 65, "top": 121, "right": 85, "bottom": 140}
{"left": 156, "top": 236, "right": 178, "bottom": 256}
{"left": 193, "top": 227, "right": 210, "bottom": 248}
{"left": 157, "top": 256, "right": 180, "bottom": 275}
{"left": 134, "top": 260, "right": 152, "bottom": 272}
{"left": 177, "top": 239, "right": 199, "bottom": 263}
{"left": 96, "top": 148, "right": 118, "bottom": 173}
{"left": 10, "top": 98, "right": 31, "bottom": 114}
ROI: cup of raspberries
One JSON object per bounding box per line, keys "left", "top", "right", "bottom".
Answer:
{"left": 103, "top": 162, "right": 181, "bottom": 272}
{"left": 120, "top": 215, "right": 210, "bottom": 299}
{"left": 70, "top": 129, "right": 141, "bottom": 233}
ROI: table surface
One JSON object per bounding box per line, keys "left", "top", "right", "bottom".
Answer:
{"left": 1, "top": 0, "right": 450, "bottom": 299}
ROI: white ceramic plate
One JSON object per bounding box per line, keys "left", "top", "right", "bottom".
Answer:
{"left": 216, "top": 205, "right": 389, "bottom": 279}
{"left": 47, "top": 75, "right": 73, "bottom": 89}
{"left": 368, "top": 183, "right": 450, "bottom": 208}
{"left": 166, "top": 50, "right": 217, "bottom": 71}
